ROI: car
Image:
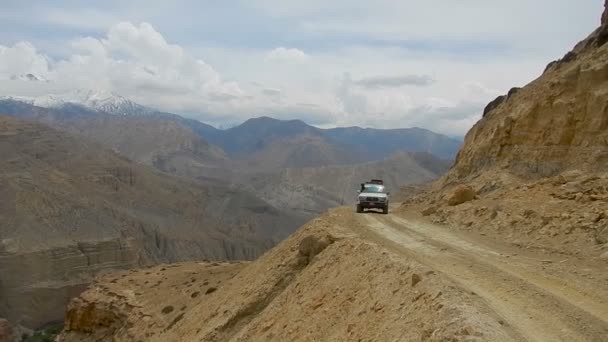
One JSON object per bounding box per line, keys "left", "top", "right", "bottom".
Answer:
{"left": 356, "top": 181, "right": 390, "bottom": 214}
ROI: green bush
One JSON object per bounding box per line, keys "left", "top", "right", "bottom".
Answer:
{"left": 21, "top": 323, "right": 64, "bottom": 342}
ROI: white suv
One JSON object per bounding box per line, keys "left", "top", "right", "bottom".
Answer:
{"left": 356, "top": 181, "right": 389, "bottom": 214}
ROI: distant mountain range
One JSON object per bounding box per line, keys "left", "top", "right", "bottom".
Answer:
{"left": 0, "top": 92, "right": 460, "bottom": 200}
{"left": 1, "top": 90, "right": 155, "bottom": 116}
{"left": 1, "top": 91, "right": 462, "bottom": 160}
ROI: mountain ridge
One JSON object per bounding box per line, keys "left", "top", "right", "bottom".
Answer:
{"left": 0, "top": 93, "right": 462, "bottom": 160}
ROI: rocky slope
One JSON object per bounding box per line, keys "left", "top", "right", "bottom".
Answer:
{"left": 447, "top": 10, "right": 608, "bottom": 181}
{"left": 247, "top": 152, "right": 450, "bottom": 217}
{"left": 242, "top": 134, "right": 364, "bottom": 170}
{"left": 0, "top": 100, "right": 229, "bottom": 172}
{"left": 59, "top": 208, "right": 517, "bottom": 342}
{"left": 0, "top": 116, "right": 303, "bottom": 330}
{"left": 402, "top": 3, "right": 608, "bottom": 259}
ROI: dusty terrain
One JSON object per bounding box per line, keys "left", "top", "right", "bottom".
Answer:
{"left": 363, "top": 209, "right": 608, "bottom": 341}
{"left": 60, "top": 262, "right": 247, "bottom": 341}
{"left": 403, "top": 171, "right": 608, "bottom": 260}
{"left": 57, "top": 5, "right": 608, "bottom": 341}
{"left": 59, "top": 208, "right": 517, "bottom": 342}
{"left": 59, "top": 207, "right": 608, "bottom": 342}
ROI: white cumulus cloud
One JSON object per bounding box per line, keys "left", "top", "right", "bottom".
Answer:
{"left": 0, "top": 42, "right": 50, "bottom": 80}
{"left": 266, "top": 47, "right": 309, "bottom": 62}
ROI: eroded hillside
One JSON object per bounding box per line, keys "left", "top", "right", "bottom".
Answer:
{"left": 59, "top": 209, "right": 520, "bottom": 342}
{"left": 402, "top": 1, "right": 608, "bottom": 260}
{"left": 59, "top": 205, "right": 608, "bottom": 342}
{"left": 0, "top": 116, "right": 303, "bottom": 330}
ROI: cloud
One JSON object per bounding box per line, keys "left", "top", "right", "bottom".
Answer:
{"left": 0, "top": 22, "right": 245, "bottom": 112}
{"left": 0, "top": 0, "right": 602, "bottom": 136}
{"left": 266, "top": 47, "right": 309, "bottom": 62}
{"left": 330, "top": 72, "right": 486, "bottom": 135}
{"left": 0, "top": 42, "right": 50, "bottom": 80}
{"left": 354, "top": 74, "right": 435, "bottom": 89}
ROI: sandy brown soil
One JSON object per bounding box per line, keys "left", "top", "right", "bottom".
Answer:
{"left": 58, "top": 262, "right": 247, "bottom": 342}
{"left": 359, "top": 206, "right": 608, "bottom": 341}
{"left": 59, "top": 204, "right": 608, "bottom": 342}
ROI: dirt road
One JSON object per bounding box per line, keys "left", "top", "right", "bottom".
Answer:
{"left": 352, "top": 210, "right": 608, "bottom": 342}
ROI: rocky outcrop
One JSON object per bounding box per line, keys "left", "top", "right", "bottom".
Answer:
{"left": 402, "top": 6, "right": 608, "bottom": 258}
{"left": 483, "top": 95, "right": 507, "bottom": 117}
{"left": 59, "top": 262, "right": 247, "bottom": 341}
{"left": 482, "top": 88, "right": 522, "bottom": 117}
{"left": 0, "top": 239, "right": 139, "bottom": 329}
{"left": 448, "top": 13, "right": 608, "bottom": 181}
{"left": 603, "top": 0, "right": 608, "bottom": 26}
{"left": 445, "top": 185, "right": 476, "bottom": 206}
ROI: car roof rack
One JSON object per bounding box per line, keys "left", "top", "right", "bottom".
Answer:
{"left": 368, "top": 179, "right": 384, "bottom": 185}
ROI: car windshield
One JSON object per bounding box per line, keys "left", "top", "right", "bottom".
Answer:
{"left": 363, "top": 185, "right": 385, "bottom": 193}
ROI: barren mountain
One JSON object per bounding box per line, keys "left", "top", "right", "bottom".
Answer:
{"left": 447, "top": 34, "right": 608, "bottom": 181}
{"left": 247, "top": 152, "right": 450, "bottom": 217}
{"left": 54, "top": 5, "right": 608, "bottom": 342}
{"left": 243, "top": 134, "right": 364, "bottom": 170}
{"left": 0, "top": 99, "right": 456, "bottom": 222}
{"left": 0, "top": 116, "right": 304, "bottom": 330}
{"left": 404, "top": 0, "right": 608, "bottom": 259}
{"left": 0, "top": 100, "right": 229, "bottom": 173}
{"left": 203, "top": 116, "right": 461, "bottom": 162}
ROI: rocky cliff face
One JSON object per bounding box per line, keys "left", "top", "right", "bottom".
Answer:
{"left": 446, "top": 8, "right": 608, "bottom": 183}
{"left": 403, "top": 5, "right": 608, "bottom": 260}
{"left": 0, "top": 239, "right": 139, "bottom": 329}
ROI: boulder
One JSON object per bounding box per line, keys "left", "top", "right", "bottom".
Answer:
{"left": 298, "top": 235, "right": 334, "bottom": 265}
{"left": 561, "top": 170, "right": 584, "bottom": 182}
{"left": 446, "top": 185, "right": 476, "bottom": 206}
{"left": 0, "top": 319, "right": 12, "bottom": 342}
{"left": 421, "top": 206, "right": 438, "bottom": 216}
{"left": 507, "top": 87, "right": 521, "bottom": 99}
{"left": 483, "top": 95, "right": 506, "bottom": 117}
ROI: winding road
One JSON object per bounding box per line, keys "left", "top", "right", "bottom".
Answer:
{"left": 351, "top": 209, "right": 608, "bottom": 342}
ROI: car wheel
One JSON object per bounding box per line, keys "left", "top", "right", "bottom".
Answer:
{"left": 383, "top": 206, "right": 389, "bottom": 214}
{"left": 356, "top": 204, "right": 363, "bottom": 213}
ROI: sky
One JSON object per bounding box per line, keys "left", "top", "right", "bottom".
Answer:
{"left": 0, "top": 1, "right": 603, "bottom": 135}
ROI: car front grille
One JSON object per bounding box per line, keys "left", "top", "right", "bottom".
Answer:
{"left": 366, "top": 197, "right": 379, "bottom": 202}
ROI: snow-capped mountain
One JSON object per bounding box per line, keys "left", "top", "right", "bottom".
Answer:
{"left": 9, "top": 73, "right": 48, "bottom": 82}
{"left": 0, "top": 90, "right": 157, "bottom": 116}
